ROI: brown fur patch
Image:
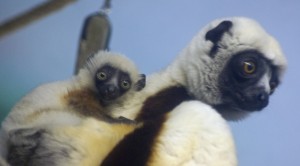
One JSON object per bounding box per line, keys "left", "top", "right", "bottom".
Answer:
{"left": 63, "top": 89, "right": 108, "bottom": 120}
{"left": 63, "top": 89, "right": 133, "bottom": 123}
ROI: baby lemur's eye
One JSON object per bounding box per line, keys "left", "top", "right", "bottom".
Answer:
{"left": 243, "top": 61, "right": 256, "bottom": 75}
{"left": 121, "top": 80, "right": 131, "bottom": 90}
{"left": 97, "top": 72, "right": 107, "bottom": 80}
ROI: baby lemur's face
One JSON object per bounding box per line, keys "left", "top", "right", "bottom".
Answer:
{"left": 94, "top": 64, "right": 146, "bottom": 105}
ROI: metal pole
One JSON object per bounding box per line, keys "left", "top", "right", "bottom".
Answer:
{"left": 74, "top": 0, "right": 112, "bottom": 74}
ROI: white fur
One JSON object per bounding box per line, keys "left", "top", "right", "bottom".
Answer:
{"left": 2, "top": 81, "right": 81, "bottom": 131}
{"left": 148, "top": 101, "right": 237, "bottom": 166}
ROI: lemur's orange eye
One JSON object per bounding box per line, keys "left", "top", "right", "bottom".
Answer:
{"left": 243, "top": 61, "right": 256, "bottom": 74}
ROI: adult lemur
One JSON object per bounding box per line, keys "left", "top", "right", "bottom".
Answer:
{"left": 1, "top": 17, "right": 287, "bottom": 166}
{"left": 100, "top": 17, "right": 286, "bottom": 166}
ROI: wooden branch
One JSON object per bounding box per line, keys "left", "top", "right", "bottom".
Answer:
{"left": 0, "top": 0, "right": 77, "bottom": 38}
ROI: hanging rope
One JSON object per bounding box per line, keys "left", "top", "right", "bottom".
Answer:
{"left": 0, "top": 0, "right": 77, "bottom": 38}
{"left": 74, "top": 0, "right": 112, "bottom": 74}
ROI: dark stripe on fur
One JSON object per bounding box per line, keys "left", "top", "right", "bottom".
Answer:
{"left": 137, "top": 86, "right": 193, "bottom": 121}
{"left": 101, "top": 86, "right": 193, "bottom": 166}
{"left": 101, "top": 116, "right": 165, "bottom": 166}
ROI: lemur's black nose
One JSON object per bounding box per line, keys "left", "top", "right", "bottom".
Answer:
{"left": 256, "top": 92, "right": 269, "bottom": 109}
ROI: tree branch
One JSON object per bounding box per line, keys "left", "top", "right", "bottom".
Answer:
{"left": 0, "top": 0, "right": 77, "bottom": 38}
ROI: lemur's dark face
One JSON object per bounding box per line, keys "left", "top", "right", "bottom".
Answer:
{"left": 94, "top": 64, "right": 146, "bottom": 105}
{"left": 94, "top": 65, "right": 132, "bottom": 104}
{"left": 218, "top": 50, "right": 280, "bottom": 112}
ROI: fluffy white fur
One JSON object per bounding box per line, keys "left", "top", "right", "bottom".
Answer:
{"left": 147, "top": 101, "right": 236, "bottom": 166}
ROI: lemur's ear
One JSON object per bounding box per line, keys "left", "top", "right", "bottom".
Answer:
{"left": 205, "top": 20, "right": 233, "bottom": 57}
{"left": 135, "top": 74, "right": 146, "bottom": 91}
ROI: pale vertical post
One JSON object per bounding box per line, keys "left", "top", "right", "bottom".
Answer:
{"left": 74, "top": 11, "right": 111, "bottom": 74}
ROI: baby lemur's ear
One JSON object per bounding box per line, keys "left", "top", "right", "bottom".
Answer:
{"left": 135, "top": 74, "right": 146, "bottom": 91}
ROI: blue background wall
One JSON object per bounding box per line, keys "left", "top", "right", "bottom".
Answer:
{"left": 0, "top": 0, "right": 299, "bottom": 165}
